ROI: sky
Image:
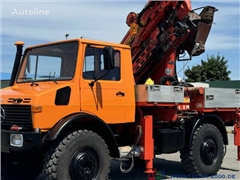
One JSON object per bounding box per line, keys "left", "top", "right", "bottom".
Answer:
{"left": 0, "top": 0, "right": 239, "bottom": 80}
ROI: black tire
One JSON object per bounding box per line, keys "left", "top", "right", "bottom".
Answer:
{"left": 180, "top": 124, "right": 224, "bottom": 176}
{"left": 159, "top": 76, "right": 176, "bottom": 85}
{"left": 42, "top": 130, "right": 110, "bottom": 180}
{"left": 1, "top": 152, "right": 43, "bottom": 180}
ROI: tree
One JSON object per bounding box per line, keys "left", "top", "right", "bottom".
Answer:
{"left": 184, "top": 54, "right": 231, "bottom": 82}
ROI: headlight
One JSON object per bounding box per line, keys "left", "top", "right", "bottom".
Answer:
{"left": 10, "top": 134, "right": 23, "bottom": 147}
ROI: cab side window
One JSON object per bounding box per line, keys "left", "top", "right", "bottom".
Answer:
{"left": 83, "top": 46, "right": 120, "bottom": 81}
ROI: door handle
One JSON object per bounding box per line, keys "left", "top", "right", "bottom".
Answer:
{"left": 116, "top": 91, "right": 125, "bottom": 96}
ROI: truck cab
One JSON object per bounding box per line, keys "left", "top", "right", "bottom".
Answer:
{"left": 1, "top": 39, "right": 135, "bottom": 132}
{"left": 1, "top": 39, "right": 136, "bottom": 180}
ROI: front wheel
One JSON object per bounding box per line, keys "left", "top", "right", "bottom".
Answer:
{"left": 180, "top": 123, "right": 224, "bottom": 176}
{"left": 42, "top": 130, "right": 110, "bottom": 180}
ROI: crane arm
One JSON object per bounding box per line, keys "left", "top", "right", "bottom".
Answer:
{"left": 121, "top": 0, "right": 217, "bottom": 84}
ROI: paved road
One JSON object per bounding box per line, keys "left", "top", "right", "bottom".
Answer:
{"left": 109, "top": 127, "right": 240, "bottom": 180}
{"left": 2, "top": 127, "right": 239, "bottom": 180}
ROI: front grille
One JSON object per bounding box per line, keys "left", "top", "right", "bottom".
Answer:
{"left": 1, "top": 105, "right": 32, "bottom": 130}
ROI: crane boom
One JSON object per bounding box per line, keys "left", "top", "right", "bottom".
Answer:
{"left": 121, "top": 0, "right": 217, "bottom": 84}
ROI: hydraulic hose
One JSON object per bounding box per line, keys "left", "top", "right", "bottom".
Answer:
{"left": 120, "top": 125, "right": 142, "bottom": 173}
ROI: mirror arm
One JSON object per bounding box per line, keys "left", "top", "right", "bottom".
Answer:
{"left": 88, "top": 69, "right": 111, "bottom": 87}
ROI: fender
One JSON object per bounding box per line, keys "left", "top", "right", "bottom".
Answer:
{"left": 189, "top": 114, "right": 228, "bottom": 148}
{"left": 43, "top": 112, "right": 119, "bottom": 157}
{"left": 43, "top": 112, "right": 117, "bottom": 146}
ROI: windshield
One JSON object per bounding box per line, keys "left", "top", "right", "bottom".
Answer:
{"left": 17, "top": 41, "right": 78, "bottom": 83}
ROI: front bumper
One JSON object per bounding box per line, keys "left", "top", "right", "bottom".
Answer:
{"left": 1, "top": 130, "right": 42, "bottom": 153}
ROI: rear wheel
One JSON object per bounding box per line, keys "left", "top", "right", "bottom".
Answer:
{"left": 42, "top": 130, "right": 110, "bottom": 180}
{"left": 180, "top": 124, "right": 224, "bottom": 175}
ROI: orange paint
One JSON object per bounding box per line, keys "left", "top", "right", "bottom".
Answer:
{"left": 140, "top": 116, "right": 154, "bottom": 174}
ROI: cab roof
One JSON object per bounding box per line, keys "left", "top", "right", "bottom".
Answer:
{"left": 25, "top": 38, "right": 130, "bottom": 50}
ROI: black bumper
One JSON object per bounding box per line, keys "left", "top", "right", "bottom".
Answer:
{"left": 1, "top": 130, "right": 42, "bottom": 153}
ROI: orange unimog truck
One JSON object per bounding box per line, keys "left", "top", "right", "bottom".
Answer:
{"left": 1, "top": 1, "right": 240, "bottom": 180}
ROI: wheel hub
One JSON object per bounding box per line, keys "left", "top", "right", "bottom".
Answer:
{"left": 70, "top": 148, "right": 99, "bottom": 180}
{"left": 200, "top": 137, "right": 217, "bottom": 165}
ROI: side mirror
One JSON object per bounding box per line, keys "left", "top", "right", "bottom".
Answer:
{"left": 103, "top": 46, "right": 114, "bottom": 70}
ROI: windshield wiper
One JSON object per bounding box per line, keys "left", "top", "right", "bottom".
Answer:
{"left": 18, "top": 77, "right": 33, "bottom": 80}
{"left": 39, "top": 76, "right": 58, "bottom": 84}
{"left": 51, "top": 79, "right": 58, "bottom": 84}
{"left": 18, "top": 77, "right": 39, "bottom": 86}
{"left": 39, "top": 72, "right": 58, "bottom": 84}
{"left": 39, "top": 75, "right": 55, "bottom": 78}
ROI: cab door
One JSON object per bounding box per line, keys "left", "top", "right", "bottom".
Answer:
{"left": 80, "top": 44, "right": 129, "bottom": 124}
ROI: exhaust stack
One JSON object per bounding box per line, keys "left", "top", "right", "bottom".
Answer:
{"left": 9, "top": 41, "right": 25, "bottom": 86}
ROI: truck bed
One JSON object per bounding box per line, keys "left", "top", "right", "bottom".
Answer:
{"left": 135, "top": 85, "right": 240, "bottom": 110}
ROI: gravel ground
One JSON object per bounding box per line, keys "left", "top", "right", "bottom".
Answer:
{"left": 1, "top": 127, "right": 239, "bottom": 180}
